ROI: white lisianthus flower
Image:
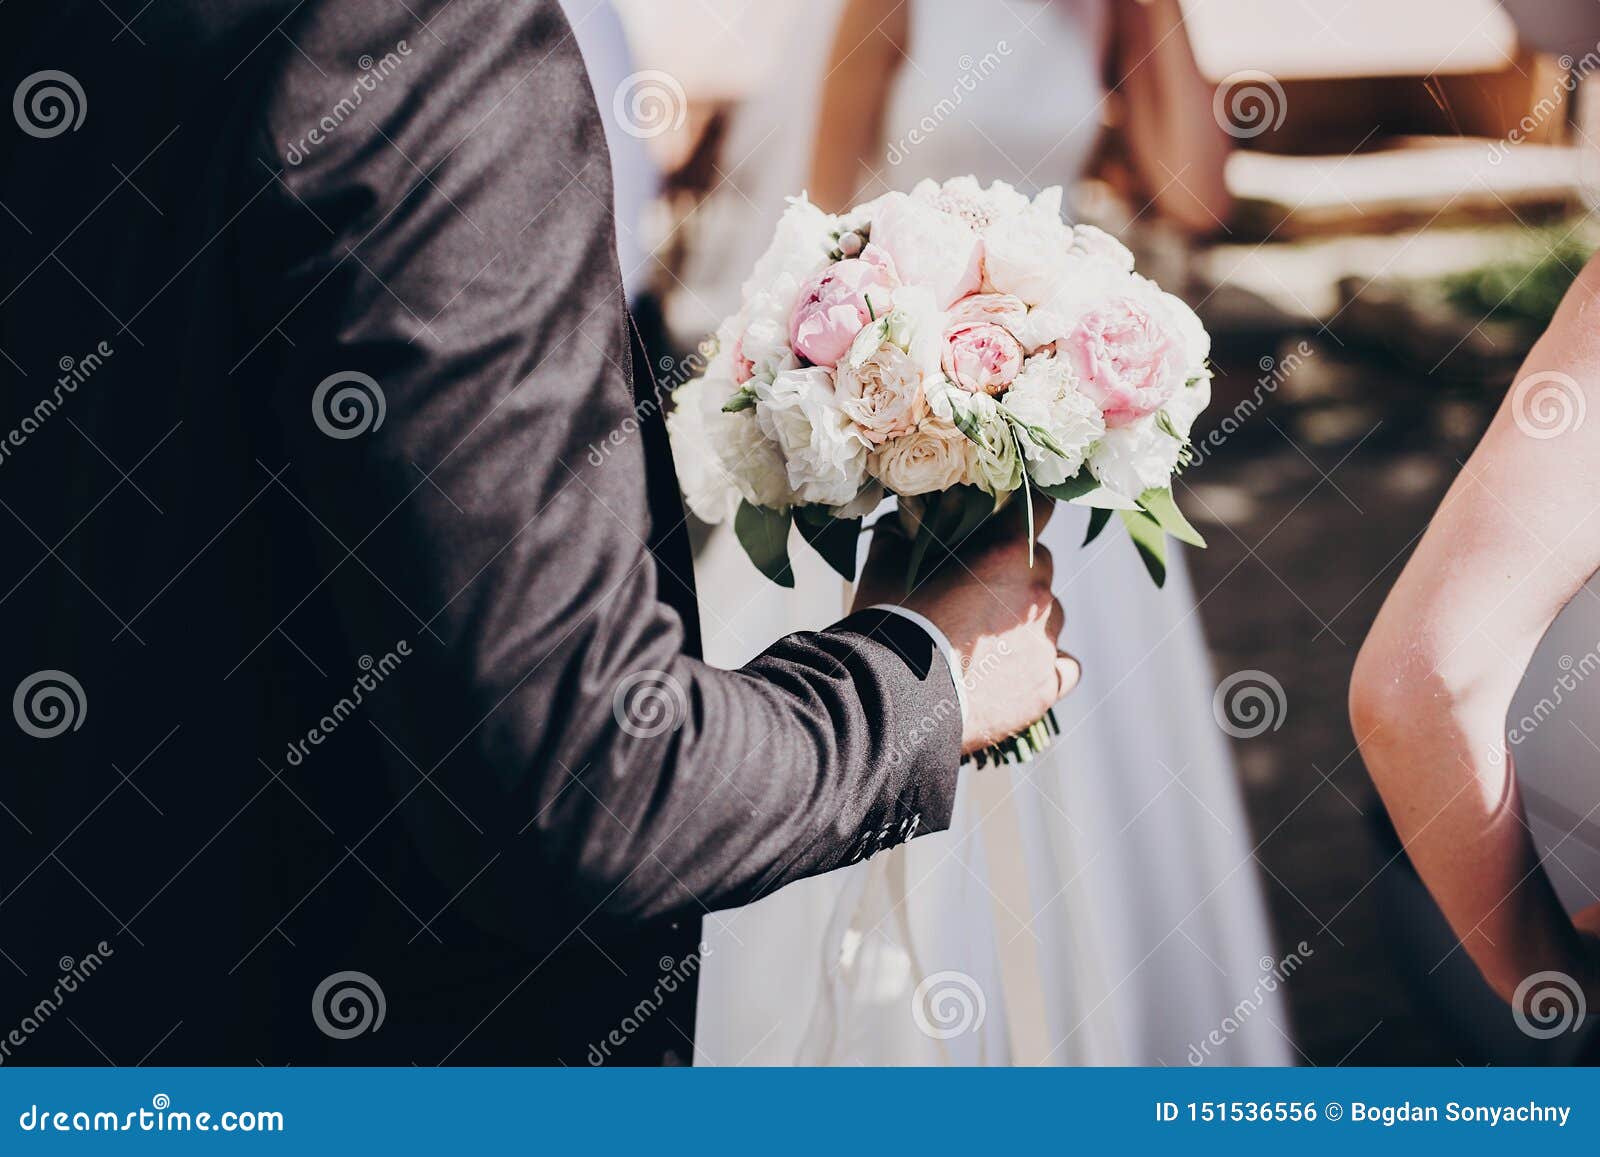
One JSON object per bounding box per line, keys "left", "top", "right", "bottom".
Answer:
{"left": 869, "top": 416, "right": 971, "bottom": 496}
{"left": 1086, "top": 376, "right": 1208, "bottom": 501}
{"left": 699, "top": 368, "right": 794, "bottom": 509}
{"left": 754, "top": 367, "right": 869, "bottom": 507}
{"left": 743, "top": 195, "right": 836, "bottom": 299}
{"left": 667, "top": 377, "right": 742, "bottom": 523}
{"left": 960, "top": 392, "right": 1023, "bottom": 495}
{"left": 1000, "top": 355, "right": 1106, "bottom": 487}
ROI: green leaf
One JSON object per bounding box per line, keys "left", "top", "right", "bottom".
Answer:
{"left": 1034, "top": 472, "right": 1099, "bottom": 503}
{"left": 1137, "top": 487, "right": 1206, "bottom": 548}
{"left": 721, "top": 388, "right": 756, "bottom": 413}
{"left": 735, "top": 501, "right": 795, "bottom": 588}
{"left": 794, "top": 507, "right": 863, "bottom": 582}
{"left": 905, "top": 486, "right": 995, "bottom": 592}
{"left": 1118, "top": 508, "right": 1167, "bottom": 587}
{"left": 1083, "top": 505, "right": 1113, "bottom": 545}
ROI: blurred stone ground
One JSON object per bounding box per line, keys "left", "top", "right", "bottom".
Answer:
{"left": 1182, "top": 334, "right": 1501, "bottom": 1065}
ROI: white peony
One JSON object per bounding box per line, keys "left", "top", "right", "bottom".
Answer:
{"left": 1086, "top": 377, "right": 1209, "bottom": 500}
{"left": 699, "top": 368, "right": 794, "bottom": 509}
{"left": 735, "top": 303, "right": 800, "bottom": 384}
{"left": 1022, "top": 256, "right": 1143, "bottom": 347}
{"left": 869, "top": 416, "right": 971, "bottom": 496}
{"left": 869, "top": 192, "right": 983, "bottom": 308}
{"left": 1164, "top": 372, "right": 1213, "bottom": 438}
{"left": 1000, "top": 355, "right": 1106, "bottom": 487}
{"left": 1087, "top": 417, "right": 1182, "bottom": 501}
{"left": 909, "top": 176, "right": 1031, "bottom": 231}
{"left": 1069, "top": 223, "right": 1135, "bottom": 272}
{"left": 667, "top": 377, "right": 742, "bottom": 523}
{"left": 754, "top": 367, "right": 869, "bottom": 507}
{"left": 981, "top": 187, "right": 1074, "bottom": 306}
{"left": 1162, "top": 288, "right": 1212, "bottom": 373}
{"left": 743, "top": 195, "right": 835, "bottom": 300}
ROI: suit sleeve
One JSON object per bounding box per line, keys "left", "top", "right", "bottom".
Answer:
{"left": 245, "top": 0, "right": 962, "bottom": 923}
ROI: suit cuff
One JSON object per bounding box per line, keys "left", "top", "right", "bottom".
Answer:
{"left": 867, "top": 605, "right": 967, "bottom": 727}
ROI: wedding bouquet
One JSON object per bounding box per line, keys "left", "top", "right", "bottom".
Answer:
{"left": 668, "top": 177, "right": 1211, "bottom": 760}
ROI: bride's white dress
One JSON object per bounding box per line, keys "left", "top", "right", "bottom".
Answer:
{"left": 679, "top": 0, "right": 1289, "bottom": 1065}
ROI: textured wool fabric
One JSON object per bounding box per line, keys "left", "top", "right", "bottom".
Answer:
{"left": 0, "top": 0, "right": 960, "bottom": 1065}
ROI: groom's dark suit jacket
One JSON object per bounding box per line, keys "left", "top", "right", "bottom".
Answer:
{"left": 0, "top": 0, "right": 962, "bottom": 1064}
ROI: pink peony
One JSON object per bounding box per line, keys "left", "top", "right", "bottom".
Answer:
{"left": 787, "top": 245, "right": 898, "bottom": 368}
{"left": 1058, "top": 295, "right": 1187, "bottom": 427}
{"left": 941, "top": 294, "right": 1027, "bottom": 395}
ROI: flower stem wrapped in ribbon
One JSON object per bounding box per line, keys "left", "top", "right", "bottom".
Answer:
{"left": 669, "top": 177, "right": 1212, "bottom": 765}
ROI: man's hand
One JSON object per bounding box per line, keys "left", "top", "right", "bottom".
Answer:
{"left": 854, "top": 497, "right": 1079, "bottom": 755}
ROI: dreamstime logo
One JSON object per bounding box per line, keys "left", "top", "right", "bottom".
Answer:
{"left": 1512, "top": 970, "right": 1586, "bottom": 1039}
{"left": 1212, "top": 669, "right": 1287, "bottom": 739}
{"left": 612, "top": 669, "right": 688, "bottom": 739}
{"left": 284, "top": 40, "right": 414, "bottom": 165}
{"left": 282, "top": 641, "right": 411, "bottom": 767}
{"left": 1212, "top": 70, "right": 1287, "bottom": 139}
{"left": 0, "top": 941, "right": 115, "bottom": 1066}
{"left": 0, "top": 339, "right": 114, "bottom": 472}
{"left": 1492, "top": 46, "right": 1600, "bottom": 166}
{"left": 311, "top": 970, "right": 386, "bottom": 1039}
{"left": 1188, "top": 341, "right": 1313, "bottom": 466}
{"left": 911, "top": 970, "right": 986, "bottom": 1040}
{"left": 312, "top": 370, "right": 386, "bottom": 439}
{"left": 13, "top": 70, "right": 86, "bottom": 139}
{"left": 589, "top": 339, "right": 713, "bottom": 468}
{"left": 1510, "top": 370, "right": 1585, "bottom": 440}
{"left": 1493, "top": 642, "right": 1600, "bottom": 767}
{"left": 885, "top": 41, "right": 1013, "bottom": 166}
{"left": 585, "top": 942, "right": 712, "bottom": 1066}
{"left": 612, "top": 70, "right": 686, "bottom": 140}
{"left": 13, "top": 670, "right": 86, "bottom": 739}
{"left": 1186, "top": 941, "right": 1313, "bottom": 1065}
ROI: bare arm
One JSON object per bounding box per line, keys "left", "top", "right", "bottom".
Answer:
{"left": 1103, "top": 0, "right": 1232, "bottom": 235}
{"left": 1350, "top": 255, "right": 1600, "bottom": 1002}
{"left": 808, "top": 0, "right": 907, "bottom": 211}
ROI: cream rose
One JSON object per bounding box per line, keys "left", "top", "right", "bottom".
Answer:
{"left": 836, "top": 341, "right": 928, "bottom": 445}
{"left": 869, "top": 416, "right": 971, "bottom": 496}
